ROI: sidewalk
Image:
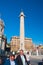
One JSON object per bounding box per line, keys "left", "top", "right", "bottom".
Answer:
{"left": 30, "top": 55, "right": 43, "bottom": 60}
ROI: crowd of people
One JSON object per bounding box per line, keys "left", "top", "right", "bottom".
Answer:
{"left": 0, "top": 49, "right": 31, "bottom": 65}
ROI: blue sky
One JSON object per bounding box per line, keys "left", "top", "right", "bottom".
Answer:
{"left": 0, "top": 0, "right": 43, "bottom": 45}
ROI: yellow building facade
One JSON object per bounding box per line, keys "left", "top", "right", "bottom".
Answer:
{"left": 10, "top": 36, "right": 34, "bottom": 52}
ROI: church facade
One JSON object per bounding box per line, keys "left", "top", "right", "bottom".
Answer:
{"left": 0, "top": 19, "right": 7, "bottom": 52}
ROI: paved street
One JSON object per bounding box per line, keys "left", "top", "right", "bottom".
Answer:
{"left": 30, "top": 58, "right": 41, "bottom": 65}
{"left": 30, "top": 56, "right": 43, "bottom": 65}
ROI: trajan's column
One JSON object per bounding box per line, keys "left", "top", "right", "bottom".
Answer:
{"left": 20, "top": 11, "right": 25, "bottom": 50}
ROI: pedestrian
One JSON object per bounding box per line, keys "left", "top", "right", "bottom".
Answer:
{"left": 16, "top": 49, "right": 29, "bottom": 65}
{"left": 4, "top": 52, "right": 17, "bottom": 65}
{"left": 26, "top": 52, "right": 31, "bottom": 65}
{"left": 0, "top": 57, "right": 3, "bottom": 65}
